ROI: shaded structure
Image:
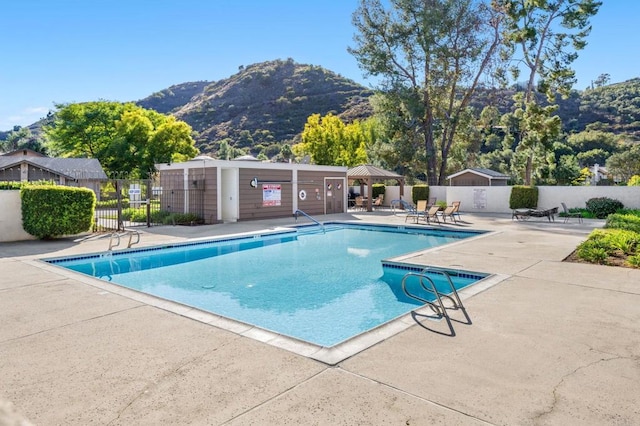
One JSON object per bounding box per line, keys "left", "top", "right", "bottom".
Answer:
{"left": 347, "top": 164, "right": 405, "bottom": 211}
{"left": 446, "top": 168, "right": 509, "bottom": 186}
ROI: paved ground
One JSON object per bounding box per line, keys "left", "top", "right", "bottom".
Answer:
{"left": 1, "top": 211, "right": 639, "bottom": 425}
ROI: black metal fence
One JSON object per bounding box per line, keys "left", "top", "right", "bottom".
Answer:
{"left": 94, "top": 178, "right": 205, "bottom": 231}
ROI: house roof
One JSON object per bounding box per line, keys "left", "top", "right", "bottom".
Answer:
{"left": 446, "top": 168, "right": 509, "bottom": 180}
{"left": 0, "top": 156, "right": 108, "bottom": 180}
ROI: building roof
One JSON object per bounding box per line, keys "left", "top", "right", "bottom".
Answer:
{"left": 0, "top": 156, "right": 108, "bottom": 180}
{"left": 347, "top": 164, "right": 403, "bottom": 180}
{"left": 447, "top": 168, "right": 509, "bottom": 180}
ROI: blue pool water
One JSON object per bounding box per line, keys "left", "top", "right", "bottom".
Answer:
{"left": 47, "top": 223, "right": 487, "bottom": 347}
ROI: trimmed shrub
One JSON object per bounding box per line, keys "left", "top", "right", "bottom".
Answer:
{"left": 371, "top": 183, "right": 385, "bottom": 200}
{"left": 21, "top": 186, "right": 96, "bottom": 239}
{"left": 509, "top": 186, "right": 538, "bottom": 209}
{"left": 585, "top": 197, "right": 624, "bottom": 219}
{"left": 411, "top": 185, "right": 429, "bottom": 204}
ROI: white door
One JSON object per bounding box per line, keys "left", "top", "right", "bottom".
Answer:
{"left": 221, "top": 168, "right": 239, "bottom": 222}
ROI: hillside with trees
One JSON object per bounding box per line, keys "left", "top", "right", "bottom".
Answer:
{"left": 136, "top": 59, "right": 374, "bottom": 159}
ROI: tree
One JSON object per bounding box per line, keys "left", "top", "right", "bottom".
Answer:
{"left": 593, "top": 73, "right": 610, "bottom": 88}
{"left": 46, "top": 101, "right": 198, "bottom": 178}
{"left": 349, "top": 0, "right": 503, "bottom": 185}
{"left": 295, "top": 113, "right": 370, "bottom": 167}
{"left": 497, "top": 0, "right": 602, "bottom": 184}
{"left": 2, "top": 126, "right": 47, "bottom": 154}
{"left": 606, "top": 144, "right": 640, "bottom": 183}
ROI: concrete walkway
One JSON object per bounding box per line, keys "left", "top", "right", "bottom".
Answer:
{"left": 1, "top": 212, "right": 639, "bottom": 425}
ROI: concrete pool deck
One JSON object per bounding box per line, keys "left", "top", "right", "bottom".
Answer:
{"left": 1, "top": 212, "right": 639, "bottom": 425}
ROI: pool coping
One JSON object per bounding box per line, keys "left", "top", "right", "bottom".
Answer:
{"left": 35, "top": 224, "right": 508, "bottom": 365}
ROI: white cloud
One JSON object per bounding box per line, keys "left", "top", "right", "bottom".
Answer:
{"left": 0, "top": 106, "right": 50, "bottom": 130}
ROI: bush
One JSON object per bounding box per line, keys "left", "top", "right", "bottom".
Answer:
{"left": 605, "top": 213, "right": 640, "bottom": 233}
{"left": 585, "top": 197, "right": 624, "bottom": 219}
{"left": 509, "top": 186, "right": 538, "bottom": 209}
{"left": 121, "top": 208, "right": 171, "bottom": 224}
{"left": 21, "top": 186, "right": 96, "bottom": 239}
{"left": 411, "top": 185, "right": 429, "bottom": 204}
{"left": 628, "top": 175, "right": 640, "bottom": 186}
{"left": 371, "top": 183, "right": 385, "bottom": 200}
{"left": 0, "top": 182, "right": 22, "bottom": 190}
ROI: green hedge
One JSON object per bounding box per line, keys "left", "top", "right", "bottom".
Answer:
{"left": 585, "top": 197, "right": 624, "bottom": 219}
{"left": 509, "top": 186, "right": 538, "bottom": 209}
{"left": 21, "top": 186, "right": 96, "bottom": 239}
{"left": 411, "top": 185, "right": 429, "bottom": 204}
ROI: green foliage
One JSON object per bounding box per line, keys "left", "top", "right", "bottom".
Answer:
{"left": 605, "top": 213, "right": 640, "bottom": 234}
{"left": 576, "top": 239, "right": 609, "bottom": 264}
{"left": 295, "top": 113, "right": 370, "bottom": 166}
{"left": 21, "top": 186, "right": 95, "bottom": 239}
{"left": 576, "top": 210, "right": 640, "bottom": 268}
{"left": 627, "top": 175, "right": 640, "bottom": 186}
{"left": 498, "top": 0, "right": 601, "bottom": 184}
{"left": 411, "top": 185, "right": 429, "bottom": 205}
{"left": 371, "top": 183, "right": 385, "bottom": 200}
{"left": 0, "top": 181, "right": 23, "bottom": 190}
{"left": 0, "top": 180, "right": 56, "bottom": 190}
{"left": 121, "top": 208, "right": 170, "bottom": 224}
{"left": 605, "top": 143, "right": 640, "bottom": 182}
{"left": 509, "top": 186, "right": 538, "bottom": 209}
{"left": 350, "top": 0, "right": 502, "bottom": 184}
{"left": 585, "top": 197, "right": 624, "bottom": 219}
{"left": 577, "top": 228, "right": 640, "bottom": 266}
{"left": 45, "top": 101, "right": 198, "bottom": 178}
{"left": 627, "top": 254, "right": 640, "bottom": 268}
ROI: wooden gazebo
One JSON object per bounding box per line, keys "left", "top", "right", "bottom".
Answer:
{"left": 347, "top": 164, "right": 405, "bottom": 212}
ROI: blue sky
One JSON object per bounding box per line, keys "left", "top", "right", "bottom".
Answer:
{"left": 1, "top": 1, "right": 637, "bottom": 130}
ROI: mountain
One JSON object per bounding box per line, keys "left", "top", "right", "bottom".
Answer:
{"left": 136, "top": 59, "right": 374, "bottom": 154}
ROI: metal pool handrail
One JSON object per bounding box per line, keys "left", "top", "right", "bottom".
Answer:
{"left": 294, "top": 209, "right": 324, "bottom": 232}
{"left": 401, "top": 267, "right": 471, "bottom": 335}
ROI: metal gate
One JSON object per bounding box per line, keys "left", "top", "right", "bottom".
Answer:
{"left": 95, "top": 177, "right": 205, "bottom": 232}
{"left": 95, "top": 179, "right": 161, "bottom": 231}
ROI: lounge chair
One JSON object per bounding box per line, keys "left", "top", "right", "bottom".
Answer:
{"left": 405, "top": 200, "right": 427, "bottom": 223}
{"left": 512, "top": 207, "right": 558, "bottom": 222}
{"left": 426, "top": 197, "right": 437, "bottom": 209}
{"left": 424, "top": 205, "right": 441, "bottom": 224}
{"left": 561, "top": 202, "right": 583, "bottom": 223}
{"left": 438, "top": 204, "right": 458, "bottom": 223}
{"left": 451, "top": 201, "right": 461, "bottom": 222}
{"left": 354, "top": 196, "right": 365, "bottom": 211}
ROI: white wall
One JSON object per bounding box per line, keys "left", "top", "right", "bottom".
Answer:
{"left": 377, "top": 185, "right": 640, "bottom": 213}
{"left": 0, "top": 191, "right": 35, "bottom": 242}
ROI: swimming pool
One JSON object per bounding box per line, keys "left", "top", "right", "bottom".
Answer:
{"left": 45, "top": 223, "right": 488, "bottom": 349}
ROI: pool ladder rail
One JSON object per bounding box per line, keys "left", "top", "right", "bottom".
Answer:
{"left": 107, "top": 229, "right": 141, "bottom": 251}
{"left": 401, "top": 267, "right": 471, "bottom": 336}
{"left": 293, "top": 209, "right": 325, "bottom": 233}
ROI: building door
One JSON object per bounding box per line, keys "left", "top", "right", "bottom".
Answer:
{"left": 325, "top": 178, "right": 345, "bottom": 214}
{"left": 221, "top": 168, "right": 239, "bottom": 222}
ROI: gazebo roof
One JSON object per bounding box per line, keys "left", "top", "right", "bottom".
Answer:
{"left": 347, "top": 164, "right": 403, "bottom": 180}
